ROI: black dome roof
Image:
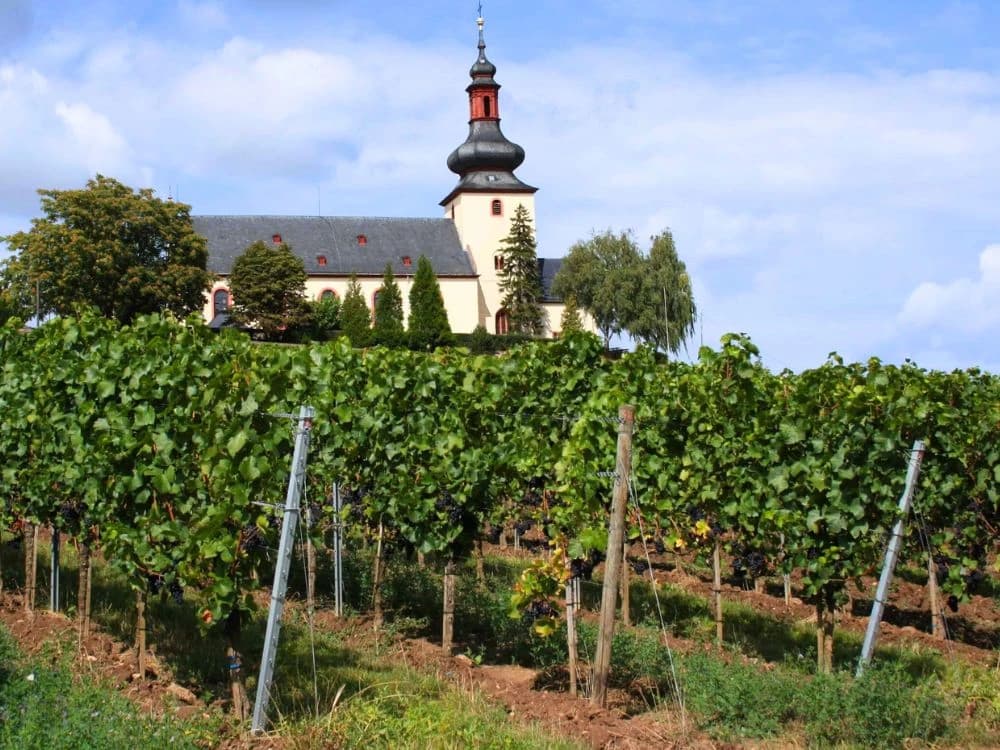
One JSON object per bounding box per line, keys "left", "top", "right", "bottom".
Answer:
{"left": 447, "top": 121, "right": 525, "bottom": 176}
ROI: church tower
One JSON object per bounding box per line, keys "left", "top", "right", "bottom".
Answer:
{"left": 441, "top": 15, "right": 537, "bottom": 333}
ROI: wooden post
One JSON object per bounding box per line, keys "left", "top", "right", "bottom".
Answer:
{"left": 136, "top": 589, "right": 147, "bottom": 679}
{"left": 372, "top": 520, "right": 385, "bottom": 630}
{"left": 475, "top": 539, "right": 485, "bottom": 585}
{"left": 442, "top": 560, "right": 456, "bottom": 653}
{"left": 304, "top": 507, "right": 317, "bottom": 614}
{"left": 928, "top": 553, "right": 945, "bottom": 639}
{"left": 226, "top": 609, "right": 250, "bottom": 721}
{"left": 566, "top": 579, "right": 579, "bottom": 697}
{"left": 620, "top": 541, "right": 631, "bottom": 627}
{"left": 590, "top": 405, "right": 635, "bottom": 709}
{"left": 816, "top": 597, "right": 827, "bottom": 673}
{"left": 783, "top": 574, "right": 792, "bottom": 606}
{"left": 24, "top": 523, "right": 37, "bottom": 613}
{"left": 712, "top": 537, "right": 723, "bottom": 644}
{"left": 77, "top": 540, "right": 92, "bottom": 643}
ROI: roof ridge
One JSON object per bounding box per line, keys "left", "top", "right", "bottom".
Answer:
{"left": 193, "top": 214, "right": 449, "bottom": 222}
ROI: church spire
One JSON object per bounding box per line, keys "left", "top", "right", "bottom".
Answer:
{"left": 440, "top": 13, "right": 536, "bottom": 206}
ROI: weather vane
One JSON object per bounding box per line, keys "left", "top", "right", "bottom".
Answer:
{"left": 478, "top": 2, "right": 483, "bottom": 19}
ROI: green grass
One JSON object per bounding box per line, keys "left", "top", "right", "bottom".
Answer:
{"left": 0, "top": 624, "right": 221, "bottom": 750}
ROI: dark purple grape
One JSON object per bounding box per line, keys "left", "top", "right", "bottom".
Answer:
{"left": 148, "top": 574, "right": 164, "bottom": 595}
{"left": 168, "top": 580, "right": 184, "bottom": 605}
{"left": 946, "top": 595, "right": 959, "bottom": 613}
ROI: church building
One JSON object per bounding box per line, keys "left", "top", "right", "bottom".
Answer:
{"left": 196, "top": 17, "right": 586, "bottom": 337}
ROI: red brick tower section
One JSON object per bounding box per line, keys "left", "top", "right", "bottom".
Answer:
{"left": 468, "top": 18, "right": 499, "bottom": 122}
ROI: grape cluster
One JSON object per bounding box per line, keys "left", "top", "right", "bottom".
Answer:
{"left": 167, "top": 580, "right": 184, "bottom": 605}
{"left": 239, "top": 525, "right": 266, "bottom": 554}
{"left": 630, "top": 559, "right": 652, "bottom": 575}
{"left": 436, "top": 491, "right": 463, "bottom": 526}
{"left": 731, "top": 545, "right": 768, "bottom": 578}
{"left": 569, "top": 549, "right": 604, "bottom": 580}
{"left": 59, "top": 502, "right": 81, "bottom": 526}
{"left": 652, "top": 538, "right": 666, "bottom": 555}
{"left": 514, "top": 519, "right": 533, "bottom": 535}
{"left": 147, "top": 574, "right": 164, "bottom": 595}
{"left": 484, "top": 525, "right": 502, "bottom": 544}
{"left": 522, "top": 598, "right": 556, "bottom": 624}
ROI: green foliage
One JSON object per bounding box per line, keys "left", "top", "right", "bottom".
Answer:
{"left": 497, "top": 204, "right": 545, "bottom": 336}
{"left": 0, "top": 259, "right": 32, "bottom": 325}
{"left": 552, "top": 229, "right": 641, "bottom": 346}
{"left": 407, "top": 256, "right": 453, "bottom": 350}
{"left": 0, "top": 625, "right": 214, "bottom": 749}
{"left": 372, "top": 263, "right": 405, "bottom": 347}
{"left": 1, "top": 175, "right": 211, "bottom": 324}
{"left": 339, "top": 274, "right": 371, "bottom": 347}
{"left": 307, "top": 294, "right": 341, "bottom": 339}
{"left": 228, "top": 240, "right": 310, "bottom": 339}
{"left": 626, "top": 230, "right": 696, "bottom": 355}
{"left": 468, "top": 324, "right": 495, "bottom": 353}
{"left": 559, "top": 295, "right": 583, "bottom": 335}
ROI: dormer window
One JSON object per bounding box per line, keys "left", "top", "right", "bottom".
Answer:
{"left": 402, "top": 256, "right": 412, "bottom": 268}
{"left": 357, "top": 234, "right": 367, "bottom": 246}
{"left": 272, "top": 233, "right": 282, "bottom": 244}
{"left": 491, "top": 200, "right": 502, "bottom": 216}
{"left": 317, "top": 255, "right": 327, "bottom": 267}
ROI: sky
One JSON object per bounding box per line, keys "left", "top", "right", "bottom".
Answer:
{"left": 1, "top": 0, "right": 998, "bottom": 372}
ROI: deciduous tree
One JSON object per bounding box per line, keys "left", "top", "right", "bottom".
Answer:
{"left": 626, "top": 230, "right": 697, "bottom": 355}
{"left": 552, "top": 230, "right": 641, "bottom": 347}
{"left": 229, "top": 240, "right": 309, "bottom": 339}
{"left": 1, "top": 175, "right": 211, "bottom": 324}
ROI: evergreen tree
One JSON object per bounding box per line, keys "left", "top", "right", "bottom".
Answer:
{"left": 408, "top": 256, "right": 453, "bottom": 350}
{"left": 559, "top": 294, "right": 584, "bottom": 335}
{"left": 229, "top": 240, "right": 310, "bottom": 339}
{"left": 340, "top": 274, "right": 371, "bottom": 347}
{"left": 372, "top": 263, "right": 404, "bottom": 347}
{"left": 497, "top": 204, "right": 545, "bottom": 336}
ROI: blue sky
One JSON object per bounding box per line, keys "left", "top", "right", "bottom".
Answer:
{"left": 1, "top": 0, "right": 998, "bottom": 371}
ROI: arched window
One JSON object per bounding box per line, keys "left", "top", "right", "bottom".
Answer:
{"left": 494, "top": 255, "right": 504, "bottom": 271}
{"left": 495, "top": 309, "right": 509, "bottom": 335}
{"left": 372, "top": 289, "right": 383, "bottom": 315}
{"left": 213, "top": 289, "right": 230, "bottom": 314}
{"left": 491, "top": 199, "right": 502, "bottom": 216}
{"left": 319, "top": 289, "right": 337, "bottom": 302}
{"left": 483, "top": 96, "right": 492, "bottom": 118}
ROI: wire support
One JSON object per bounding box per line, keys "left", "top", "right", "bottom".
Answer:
{"left": 625, "top": 475, "right": 686, "bottom": 725}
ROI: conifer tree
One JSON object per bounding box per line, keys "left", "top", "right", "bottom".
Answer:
{"left": 498, "top": 204, "right": 545, "bottom": 336}
{"left": 340, "top": 274, "right": 371, "bottom": 347}
{"left": 560, "top": 294, "right": 584, "bottom": 335}
{"left": 408, "top": 256, "right": 453, "bottom": 350}
{"left": 372, "top": 263, "right": 404, "bottom": 347}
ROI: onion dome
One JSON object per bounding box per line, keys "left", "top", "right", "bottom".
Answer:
{"left": 440, "top": 16, "right": 536, "bottom": 206}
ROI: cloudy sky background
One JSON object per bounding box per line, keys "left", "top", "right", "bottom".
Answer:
{"left": 1, "top": 0, "right": 997, "bottom": 371}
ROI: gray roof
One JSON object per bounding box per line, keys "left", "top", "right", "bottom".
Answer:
{"left": 538, "top": 257, "right": 563, "bottom": 302}
{"left": 194, "top": 215, "right": 476, "bottom": 277}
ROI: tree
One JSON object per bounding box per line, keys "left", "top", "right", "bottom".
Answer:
{"left": 1, "top": 175, "right": 211, "bottom": 324}
{"left": 408, "top": 256, "right": 453, "bottom": 350}
{"left": 498, "top": 205, "right": 544, "bottom": 336}
{"left": 229, "top": 240, "right": 309, "bottom": 339}
{"left": 559, "top": 294, "right": 584, "bottom": 335}
{"left": 0, "top": 258, "right": 32, "bottom": 325}
{"left": 552, "top": 230, "right": 641, "bottom": 347}
{"left": 372, "top": 263, "right": 404, "bottom": 347}
{"left": 626, "top": 230, "right": 697, "bottom": 355}
{"left": 307, "top": 294, "right": 341, "bottom": 340}
{"left": 340, "top": 274, "right": 371, "bottom": 347}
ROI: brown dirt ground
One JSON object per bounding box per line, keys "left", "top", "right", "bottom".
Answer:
{"left": 1, "top": 539, "right": 998, "bottom": 749}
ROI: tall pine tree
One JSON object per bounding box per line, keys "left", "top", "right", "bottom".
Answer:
{"left": 559, "top": 294, "right": 584, "bottom": 335}
{"left": 498, "top": 204, "right": 544, "bottom": 336}
{"left": 372, "top": 263, "right": 404, "bottom": 347}
{"left": 340, "top": 273, "right": 371, "bottom": 347}
{"left": 408, "top": 255, "right": 453, "bottom": 350}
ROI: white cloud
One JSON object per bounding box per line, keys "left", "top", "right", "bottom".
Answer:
{"left": 899, "top": 244, "right": 1000, "bottom": 334}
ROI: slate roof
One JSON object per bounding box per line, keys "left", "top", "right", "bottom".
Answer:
{"left": 193, "top": 215, "right": 476, "bottom": 277}
{"left": 538, "top": 257, "right": 563, "bottom": 302}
